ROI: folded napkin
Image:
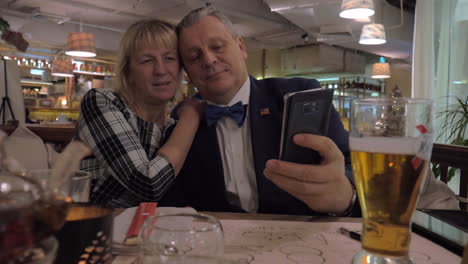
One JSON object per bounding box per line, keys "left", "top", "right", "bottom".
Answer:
{"left": 126, "top": 202, "right": 157, "bottom": 241}
{"left": 3, "top": 125, "right": 58, "bottom": 170}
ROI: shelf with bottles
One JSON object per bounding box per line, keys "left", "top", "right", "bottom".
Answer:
{"left": 22, "top": 87, "right": 48, "bottom": 99}
{"left": 23, "top": 94, "right": 74, "bottom": 109}
{"left": 337, "top": 76, "right": 383, "bottom": 96}
{"left": 26, "top": 106, "right": 79, "bottom": 112}
{"left": 2, "top": 55, "right": 53, "bottom": 69}
{"left": 26, "top": 106, "right": 80, "bottom": 124}
{"left": 73, "top": 60, "right": 115, "bottom": 77}
{"left": 319, "top": 76, "right": 384, "bottom": 119}
{"left": 73, "top": 70, "right": 115, "bottom": 77}
{"left": 18, "top": 65, "right": 52, "bottom": 71}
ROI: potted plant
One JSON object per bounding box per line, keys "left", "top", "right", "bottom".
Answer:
{"left": 432, "top": 96, "right": 468, "bottom": 180}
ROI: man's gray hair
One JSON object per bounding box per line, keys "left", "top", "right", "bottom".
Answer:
{"left": 176, "top": 7, "right": 238, "bottom": 37}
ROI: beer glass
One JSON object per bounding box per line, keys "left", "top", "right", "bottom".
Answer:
{"left": 350, "top": 98, "right": 433, "bottom": 264}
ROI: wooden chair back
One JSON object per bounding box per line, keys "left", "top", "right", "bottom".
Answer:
{"left": 431, "top": 143, "right": 468, "bottom": 210}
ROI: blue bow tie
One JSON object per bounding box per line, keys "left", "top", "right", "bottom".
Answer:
{"left": 205, "top": 101, "right": 247, "bottom": 127}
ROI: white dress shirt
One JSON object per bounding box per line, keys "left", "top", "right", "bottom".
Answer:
{"left": 206, "top": 77, "right": 258, "bottom": 212}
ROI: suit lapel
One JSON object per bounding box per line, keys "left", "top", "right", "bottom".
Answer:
{"left": 248, "top": 77, "right": 283, "bottom": 211}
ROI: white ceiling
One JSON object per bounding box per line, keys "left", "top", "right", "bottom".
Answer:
{"left": 0, "top": 0, "right": 414, "bottom": 61}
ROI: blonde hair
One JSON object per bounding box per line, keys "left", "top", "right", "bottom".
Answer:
{"left": 114, "top": 19, "right": 179, "bottom": 103}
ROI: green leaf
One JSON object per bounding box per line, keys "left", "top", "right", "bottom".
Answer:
{"left": 436, "top": 96, "right": 468, "bottom": 145}
{"left": 0, "top": 17, "right": 11, "bottom": 32}
{"left": 431, "top": 164, "right": 440, "bottom": 179}
{"left": 448, "top": 167, "right": 457, "bottom": 182}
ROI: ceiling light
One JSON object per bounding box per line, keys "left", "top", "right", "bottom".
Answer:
{"left": 359, "top": 23, "right": 386, "bottom": 45}
{"left": 339, "top": 0, "right": 375, "bottom": 19}
{"left": 51, "top": 59, "right": 74, "bottom": 77}
{"left": 65, "top": 32, "right": 97, "bottom": 57}
{"left": 371, "top": 62, "right": 391, "bottom": 79}
{"left": 270, "top": 3, "right": 317, "bottom": 13}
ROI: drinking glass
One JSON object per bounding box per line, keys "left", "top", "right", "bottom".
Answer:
{"left": 69, "top": 171, "right": 91, "bottom": 203}
{"left": 139, "top": 213, "right": 224, "bottom": 264}
{"left": 349, "top": 98, "right": 433, "bottom": 264}
{"left": 29, "top": 169, "right": 91, "bottom": 202}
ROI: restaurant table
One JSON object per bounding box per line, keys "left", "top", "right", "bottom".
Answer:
{"left": 112, "top": 210, "right": 463, "bottom": 264}
{"left": 204, "top": 211, "right": 361, "bottom": 222}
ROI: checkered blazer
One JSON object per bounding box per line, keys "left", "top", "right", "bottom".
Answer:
{"left": 76, "top": 88, "right": 175, "bottom": 208}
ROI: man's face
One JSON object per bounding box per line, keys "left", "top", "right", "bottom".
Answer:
{"left": 179, "top": 16, "right": 248, "bottom": 104}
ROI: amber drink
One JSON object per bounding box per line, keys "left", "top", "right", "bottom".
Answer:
{"left": 350, "top": 137, "right": 429, "bottom": 256}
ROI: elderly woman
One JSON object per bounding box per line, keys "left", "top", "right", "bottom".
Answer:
{"left": 75, "top": 19, "right": 203, "bottom": 208}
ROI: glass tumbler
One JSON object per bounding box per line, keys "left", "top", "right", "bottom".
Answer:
{"left": 139, "top": 213, "right": 224, "bottom": 264}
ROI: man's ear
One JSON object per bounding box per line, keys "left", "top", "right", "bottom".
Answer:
{"left": 237, "top": 37, "right": 248, "bottom": 59}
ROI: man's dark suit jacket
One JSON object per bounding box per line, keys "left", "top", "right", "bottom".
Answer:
{"left": 162, "top": 76, "right": 360, "bottom": 216}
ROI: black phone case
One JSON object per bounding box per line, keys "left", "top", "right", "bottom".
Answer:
{"left": 279, "top": 88, "right": 334, "bottom": 164}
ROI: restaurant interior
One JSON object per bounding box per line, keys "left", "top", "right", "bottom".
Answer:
{"left": 0, "top": 0, "right": 467, "bottom": 263}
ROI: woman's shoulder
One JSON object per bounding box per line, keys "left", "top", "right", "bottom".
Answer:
{"left": 83, "top": 88, "right": 120, "bottom": 101}
{"left": 82, "top": 88, "right": 128, "bottom": 108}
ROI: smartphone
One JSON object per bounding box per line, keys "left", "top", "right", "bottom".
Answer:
{"left": 279, "top": 88, "right": 334, "bottom": 164}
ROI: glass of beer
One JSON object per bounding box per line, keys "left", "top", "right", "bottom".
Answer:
{"left": 349, "top": 98, "right": 433, "bottom": 264}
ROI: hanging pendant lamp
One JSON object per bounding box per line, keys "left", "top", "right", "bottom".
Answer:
{"left": 339, "top": 0, "right": 375, "bottom": 19}
{"left": 65, "top": 32, "right": 96, "bottom": 57}
{"left": 359, "top": 23, "right": 386, "bottom": 45}
{"left": 371, "top": 62, "right": 391, "bottom": 79}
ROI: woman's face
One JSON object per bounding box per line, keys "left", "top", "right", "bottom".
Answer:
{"left": 128, "top": 46, "right": 180, "bottom": 105}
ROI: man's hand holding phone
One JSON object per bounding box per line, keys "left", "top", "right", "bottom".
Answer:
{"left": 264, "top": 134, "right": 354, "bottom": 215}
{"left": 269, "top": 88, "right": 354, "bottom": 215}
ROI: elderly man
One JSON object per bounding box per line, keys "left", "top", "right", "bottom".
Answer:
{"left": 166, "top": 6, "right": 358, "bottom": 216}
{"left": 166, "top": 6, "right": 460, "bottom": 215}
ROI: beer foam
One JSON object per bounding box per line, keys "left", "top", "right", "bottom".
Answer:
{"left": 349, "top": 136, "right": 419, "bottom": 154}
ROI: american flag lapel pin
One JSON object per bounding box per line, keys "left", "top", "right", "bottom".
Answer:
{"left": 260, "top": 107, "right": 270, "bottom": 117}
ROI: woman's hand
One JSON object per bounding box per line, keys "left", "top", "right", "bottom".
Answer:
{"left": 177, "top": 98, "right": 204, "bottom": 122}
{"left": 159, "top": 98, "right": 204, "bottom": 175}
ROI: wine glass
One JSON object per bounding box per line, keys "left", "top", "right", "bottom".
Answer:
{"left": 139, "top": 213, "right": 224, "bottom": 264}
{"left": 349, "top": 98, "right": 433, "bottom": 264}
